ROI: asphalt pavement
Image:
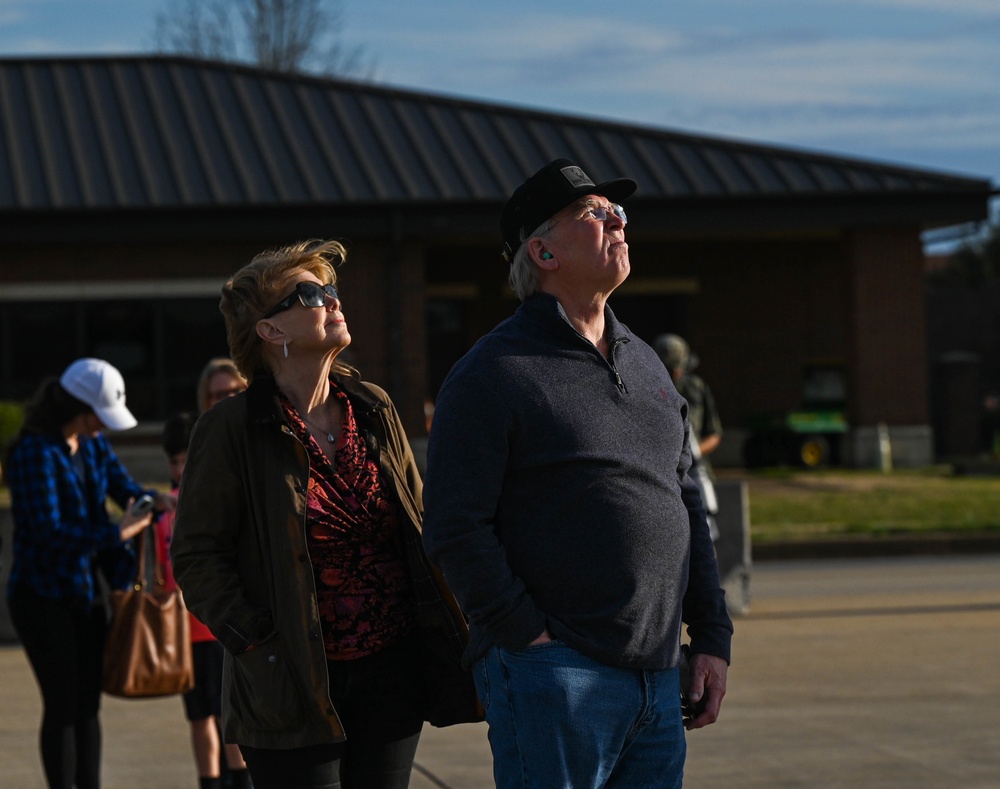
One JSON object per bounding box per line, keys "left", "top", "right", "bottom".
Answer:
{"left": 3, "top": 554, "right": 1000, "bottom": 788}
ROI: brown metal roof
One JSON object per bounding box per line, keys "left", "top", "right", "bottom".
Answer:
{"left": 0, "top": 55, "right": 991, "bottom": 214}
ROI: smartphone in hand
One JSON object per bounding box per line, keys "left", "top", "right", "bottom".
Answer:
{"left": 679, "top": 644, "right": 708, "bottom": 723}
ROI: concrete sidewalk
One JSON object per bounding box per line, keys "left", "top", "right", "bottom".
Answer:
{"left": 3, "top": 554, "right": 1000, "bottom": 788}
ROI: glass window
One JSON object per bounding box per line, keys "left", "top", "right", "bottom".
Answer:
{"left": 0, "top": 303, "right": 82, "bottom": 399}
{"left": 0, "top": 297, "right": 230, "bottom": 420}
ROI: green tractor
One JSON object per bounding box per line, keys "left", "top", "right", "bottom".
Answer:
{"left": 742, "top": 363, "right": 848, "bottom": 469}
{"left": 742, "top": 408, "right": 847, "bottom": 468}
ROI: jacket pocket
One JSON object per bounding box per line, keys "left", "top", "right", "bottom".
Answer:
{"left": 228, "top": 633, "right": 304, "bottom": 732}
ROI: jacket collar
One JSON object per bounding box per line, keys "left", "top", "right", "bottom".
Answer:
{"left": 245, "top": 369, "right": 385, "bottom": 427}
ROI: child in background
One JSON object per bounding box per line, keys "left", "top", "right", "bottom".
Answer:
{"left": 156, "top": 413, "right": 251, "bottom": 789}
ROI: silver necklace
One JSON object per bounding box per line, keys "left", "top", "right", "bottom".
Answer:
{"left": 300, "top": 407, "right": 336, "bottom": 444}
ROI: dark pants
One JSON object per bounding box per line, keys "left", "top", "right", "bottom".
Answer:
{"left": 9, "top": 584, "right": 107, "bottom": 789}
{"left": 240, "top": 633, "right": 425, "bottom": 789}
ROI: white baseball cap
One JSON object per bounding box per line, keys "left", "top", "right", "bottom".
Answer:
{"left": 59, "top": 358, "right": 138, "bottom": 431}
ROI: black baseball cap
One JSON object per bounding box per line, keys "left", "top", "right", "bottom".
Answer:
{"left": 501, "top": 158, "right": 637, "bottom": 262}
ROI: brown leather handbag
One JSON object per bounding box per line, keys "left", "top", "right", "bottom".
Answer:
{"left": 102, "top": 528, "right": 194, "bottom": 698}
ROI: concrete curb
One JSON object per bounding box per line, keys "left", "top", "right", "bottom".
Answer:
{"left": 753, "top": 532, "right": 1000, "bottom": 561}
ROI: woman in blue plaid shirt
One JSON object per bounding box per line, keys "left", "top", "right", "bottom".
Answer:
{"left": 4, "top": 358, "right": 170, "bottom": 789}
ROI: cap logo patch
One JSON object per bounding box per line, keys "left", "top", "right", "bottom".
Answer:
{"left": 560, "top": 166, "right": 595, "bottom": 190}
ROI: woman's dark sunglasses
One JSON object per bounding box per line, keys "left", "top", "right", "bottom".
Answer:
{"left": 262, "top": 282, "right": 339, "bottom": 318}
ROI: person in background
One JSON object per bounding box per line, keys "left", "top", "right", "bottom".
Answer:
{"left": 3, "top": 358, "right": 172, "bottom": 789}
{"left": 654, "top": 333, "right": 723, "bottom": 467}
{"left": 170, "top": 239, "right": 479, "bottom": 789}
{"left": 154, "top": 413, "right": 250, "bottom": 789}
{"left": 409, "top": 398, "right": 436, "bottom": 479}
{"left": 422, "top": 159, "right": 733, "bottom": 788}
{"left": 655, "top": 333, "right": 724, "bottom": 541}
{"left": 197, "top": 358, "right": 248, "bottom": 414}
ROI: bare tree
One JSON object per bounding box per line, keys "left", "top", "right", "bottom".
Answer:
{"left": 153, "top": 0, "right": 373, "bottom": 77}
{"left": 153, "top": 0, "right": 235, "bottom": 62}
{"left": 947, "top": 223, "right": 1000, "bottom": 285}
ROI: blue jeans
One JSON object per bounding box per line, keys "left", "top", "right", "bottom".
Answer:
{"left": 474, "top": 640, "right": 686, "bottom": 789}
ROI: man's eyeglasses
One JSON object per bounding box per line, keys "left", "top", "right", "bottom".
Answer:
{"left": 262, "top": 281, "right": 339, "bottom": 319}
{"left": 583, "top": 203, "right": 627, "bottom": 225}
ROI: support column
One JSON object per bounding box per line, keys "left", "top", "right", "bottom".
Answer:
{"left": 844, "top": 226, "right": 932, "bottom": 466}
{"left": 345, "top": 237, "right": 428, "bottom": 440}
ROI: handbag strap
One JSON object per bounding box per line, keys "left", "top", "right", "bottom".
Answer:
{"left": 131, "top": 528, "right": 147, "bottom": 590}
{"left": 135, "top": 521, "right": 168, "bottom": 589}
{"left": 150, "top": 516, "right": 168, "bottom": 589}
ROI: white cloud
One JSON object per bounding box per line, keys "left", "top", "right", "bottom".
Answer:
{"left": 683, "top": 105, "right": 1000, "bottom": 151}
{"left": 639, "top": 36, "right": 995, "bottom": 106}
{"left": 831, "top": 0, "right": 1000, "bottom": 13}
{"left": 372, "top": 12, "right": 996, "bottom": 110}
{"left": 0, "top": 3, "right": 25, "bottom": 26}
{"left": 366, "top": 10, "right": 999, "bottom": 181}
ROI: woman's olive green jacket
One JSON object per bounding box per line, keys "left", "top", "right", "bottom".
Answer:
{"left": 170, "top": 371, "right": 480, "bottom": 749}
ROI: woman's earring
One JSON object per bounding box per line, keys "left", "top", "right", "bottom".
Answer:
{"left": 283, "top": 338, "right": 289, "bottom": 359}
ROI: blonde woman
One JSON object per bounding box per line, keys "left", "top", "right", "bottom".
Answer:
{"left": 196, "top": 358, "right": 247, "bottom": 414}
{"left": 171, "top": 240, "right": 478, "bottom": 789}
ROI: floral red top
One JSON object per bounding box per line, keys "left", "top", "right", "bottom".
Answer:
{"left": 155, "top": 502, "right": 216, "bottom": 643}
{"left": 281, "top": 383, "right": 414, "bottom": 660}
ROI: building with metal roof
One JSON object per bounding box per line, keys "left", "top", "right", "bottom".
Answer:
{"left": 0, "top": 55, "right": 993, "bottom": 466}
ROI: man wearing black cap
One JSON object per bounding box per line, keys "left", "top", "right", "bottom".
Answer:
{"left": 423, "top": 159, "right": 732, "bottom": 788}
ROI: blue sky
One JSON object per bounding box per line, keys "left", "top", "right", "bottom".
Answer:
{"left": 2, "top": 0, "right": 998, "bottom": 242}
